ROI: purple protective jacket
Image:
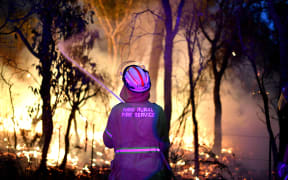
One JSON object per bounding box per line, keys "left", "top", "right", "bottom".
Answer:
{"left": 103, "top": 86, "right": 170, "bottom": 180}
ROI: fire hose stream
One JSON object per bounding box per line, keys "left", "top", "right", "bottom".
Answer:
{"left": 58, "top": 42, "right": 124, "bottom": 103}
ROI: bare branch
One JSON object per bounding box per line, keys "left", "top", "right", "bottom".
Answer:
{"left": 14, "top": 26, "right": 40, "bottom": 59}
{"left": 80, "top": 88, "right": 101, "bottom": 104}
{"left": 7, "top": 8, "right": 36, "bottom": 23}
{"left": 0, "top": 62, "right": 17, "bottom": 148}
{"left": 113, "top": 0, "right": 133, "bottom": 37}
{"left": 172, "top": 0, "right": 185, "bottom": 39}
{"left": 129, "top": 9, "right": 163, "bottom": 43}
{"left": 98, "top": 0, "right": 113, "bottom": 33}
{"left": 6, "top": 60, "right": 40, "bottom": 85}
{"left": 199, "top": 17, "right": 212, "bottom": 43}
{"left": 0, "top": 17, "right": 8, "bottom": 31}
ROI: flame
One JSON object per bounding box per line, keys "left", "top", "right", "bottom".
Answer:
{"left": 221, "top": 147, "right": 233, "bottom": 154}
{"left": 0, "top": 52, "right": 252, "bottom": 179}
{"left": 0, "top": 86, "right": 239, "bottom": 179}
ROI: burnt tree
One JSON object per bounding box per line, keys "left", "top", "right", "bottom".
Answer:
{"left": 184, "top": 5, "right": 201, "bottom": 176}
{"left": 199, "top": 0, "right": 238, "bottom": 154}
{"left": 0, "top": 0, "right": 90, "bottom": 171}
{"left": 161, "top": 0, "right": 185, "bottom": 131}
{"left": 267, "top": 0, "right": 288, "bottom": 162}
{"left": 58, "top": 32, "right": 109, "bottom": 169}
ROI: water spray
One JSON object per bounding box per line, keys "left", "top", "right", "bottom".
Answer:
{"left": 58, "top": 42, "right": 124, "bottom": 103}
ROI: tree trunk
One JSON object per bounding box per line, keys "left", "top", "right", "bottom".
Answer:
{"left": 163, "top": 36, "right": 173, "bottom": 130}
{"left": 39, "top": 64, "right": 53, "bottom": 171}
{"left": 248, "top": 55, "right": 278, "bottom": 175}
{"left": 279, "top": 106, "right": 288, "bottom": 161}
{"left": 148, "top": 10, "right": 164, "bottom": 102}
{"left": 73, "top": 118, "right": 80, "bottom": 147}
{"left": 161, "top": 3, "right": 184, "bottom": 178}
{"left": 4, "top": 77, "right": 17, "bottom": 149}
{"left": 191, "top": 90, "right": 199, "bottom": 176}
{"left": 187, "top": 33, "right": 199, "bottom": 176}
{"left": 161, "top": 0, "right": 185, "bottom": 129}
{"left": 38, "top": 7, "right": 54, "bottom": 171}
{"left": 111, "top": 34, "right": 118, "bottom": 63}
{"left": 262, "top": 89, "right": 278, "bottom": 168}
{"left": 60, "top": 105, "right": 77, "bottom": 169}
{"left": 212, "top": 44, "right": 230, "bottom": 155}
{"left": 267, "top": 0, "right": 288, "bottom": 161}
{"left": 212, "top": 77, "right": 222, "bottom": 154}
{"left": 210, "top": 43, "right": 222, "bottom": 155}
{"left": 107, "top": 37, "right": 113, "bottom": 62}
{"left": 276, "top": 18, "right": 288, "bottom": 163}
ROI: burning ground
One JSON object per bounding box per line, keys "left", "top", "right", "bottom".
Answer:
{"left": 0, "top": 44, "right": 277, "bottom": 179}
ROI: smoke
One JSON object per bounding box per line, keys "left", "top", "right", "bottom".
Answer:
{"left": 0, "top": 1, "right": 280, "bottom": 179}
{"left": 213, "top": 63, "right": 279, "bottom": 178}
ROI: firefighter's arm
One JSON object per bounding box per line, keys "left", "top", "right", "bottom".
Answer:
{"left": 157, "top": 106, "right": 170, "bottom": 152}
{"left": 103, "top": 113, "right": 113, "bottom": 148}
{"left": 278, "top": 145, "right": 288, "bottom": 178}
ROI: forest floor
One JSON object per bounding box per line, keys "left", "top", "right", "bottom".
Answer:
{"left": 0, "top": 151, "right": 195, "bottom": 180}
{"left": 0, "top": 151, "right": 110, "bottom": 180}
{"left": 0, "top": 148, "right": 261, "bottom": 180}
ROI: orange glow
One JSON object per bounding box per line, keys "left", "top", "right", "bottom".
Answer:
{"left": 0, "top": 40, "right": 259, "bottom": 180}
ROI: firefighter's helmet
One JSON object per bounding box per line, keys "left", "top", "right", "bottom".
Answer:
{"left": 122, "top": 65, "right": 151, "bottom": 93}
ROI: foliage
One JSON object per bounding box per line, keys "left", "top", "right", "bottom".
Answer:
{"left": 0, "top": 0, "right": 95, "bottom": 171}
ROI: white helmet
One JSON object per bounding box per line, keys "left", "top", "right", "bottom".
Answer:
{"left": 122, "top": 65, "right": 151, "bottom": 93}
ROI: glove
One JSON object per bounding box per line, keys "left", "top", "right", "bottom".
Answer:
{"left": 278, "top": 162, "right": 288, "bottom": 178}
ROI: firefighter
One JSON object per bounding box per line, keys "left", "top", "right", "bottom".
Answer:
{"left": 103, "top": 65, "right": 170, "bottom": 180}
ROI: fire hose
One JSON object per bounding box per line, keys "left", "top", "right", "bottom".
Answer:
{"left": 58, "top": 42, "right": 124, "bottom": 103}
